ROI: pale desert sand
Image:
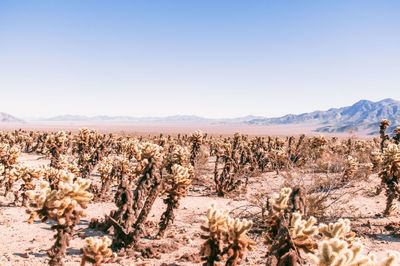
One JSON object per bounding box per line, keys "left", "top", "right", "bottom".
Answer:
{"left": 0, "top": 122, "right": 368, "bottom": 138}
{"left": 0, "top": 151, "right": 399, "bottom": 266}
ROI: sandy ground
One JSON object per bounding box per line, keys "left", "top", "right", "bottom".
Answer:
{"left": 0, "top": 153, "right": 399, "bottom": 266}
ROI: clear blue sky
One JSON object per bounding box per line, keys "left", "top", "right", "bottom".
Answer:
{"left": 0, "top": 0, "right": 399, "bottom": 118}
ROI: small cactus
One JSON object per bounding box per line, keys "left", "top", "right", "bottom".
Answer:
{"left": 319, "top": 219, "right": 356, "bottom": 244}
{"left": 268, "top": 187, "right": 292, "bottom": 213}
{"left": 81, "top": 236, "right": 113, "bottom": 266}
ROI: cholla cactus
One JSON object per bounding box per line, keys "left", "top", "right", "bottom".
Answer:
{"left": 269, "top": 147, "right": 287, "bottom": 173}
{"left": 343, "top": 156, "right": 358, "bottom": 182}
{"left": 379, "top": 144, "right": 400, "bottom": 216}
{"left": 26, "top": 172, "right": 93, "bottom": 265}
{"left": 309, "top": 135, "right": 328, "bottom": 158}
{"left": 95, "top": 156, "right": 133, "bottom": 200}
{"left": 319, "top": 219, "right": 356, "bottom": 244}
{"left": 393, "top": 127, "right": 400, "bottom": 144}
{"left": 309, "top": 238, "right": 400, "bottom": 266}
{"left": 81, "top": 236, "right": 113, "bottom": 266}
{"left": 98, "top": 157, "right": 113, "bottom": 178}
{"left": 12, "top": 165, "right": 42, "bottom": 206}
{"left": 370, "top": 149, "right": 383, "bottom": 172}
{"left": 200, "top": 204, "right": 229, "bottom": 265}
{"left": 225, "top": 217, "right": 256, "bottom": 266}
{"left": 0, "top": 143, "right": 20, "bottom": 195}
{"left": 96, "top": 157, "right": 114, "bottom": 198}
{"left": 90, "top": 142, "right": 163, "bottom": 250}
{"left": 268, "top": 187, "right": 292, "bottom": 213}
{"left": 158, "top": 164, "right": 191, "bottom": 237}
{"left": 133, "top": 142, "right": 163, "bottom": 162}
{"left": 73, "top": 129, "right": 111, "bottom": 179}
{"left": 264, "top": 186, "right": 309, "bottom": 265}
{"left": 0, "top": 143, "right": 20, "bottom": 168}
{"left": 380, "top": 119, "right": 391, "bottom": 152}
{"left": 289, "top": 213, "right": 318, "bottom": 253}
{"left": 358, "top": 163, "right": 373, "bottom": 180}
{"left": 164, "top": 145, "right": 191, "bottom": 173}
{"left": 189, "top": 130, "right": 203, "bottom": 166}
{"left": 199, "top": 204, "right": 256, "bottom": 265}
{"left": 26, "top": 172, "right": 92, "bottom": 224}
{"left": 53, "top": 155, "right": 80, "bottom": 176}
{"left": 46, "top": 131, "right": 69, "bottom": 168}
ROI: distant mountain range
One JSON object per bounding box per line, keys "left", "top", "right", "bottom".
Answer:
{"left": 246, "top": 98, "right": 400, "bottom": 134}
{"left": 2, "top": 98, "right": 400, "bottom": 135}
{"left": 0, "top": 112, "right": 24, "bottom": 123}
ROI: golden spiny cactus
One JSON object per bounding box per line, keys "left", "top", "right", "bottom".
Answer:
{"left": 393, "top": 127, "right": 400, "bottom": 144}
{"left": 26, "top": 171, "right": 93, "bottom": 224}
{"left": 73, "top": 128, "right": 110, "bottom": 179}
{"left": 309, "top": 135, "right": 328, "bottom": 158}
{"left": 26, "top": 171, "right": 93, "bottom": 265}
{"left": 164, "top": 144, "right": 191, "bottom": 173}
{"left": 98, "top": 157, "right": 113, "bottom": 178}
{"left": 0, "top": 143, "right": 20, "bottom": 196}
{"left": 53, "top": 155, "right": 80, "bottom": 176}
{"left": 379, "top": 144, "right": 400, "bottom": 216}
{"left": 133, "top": 142, "right": 163, "bottom": 162}
{"left": 90, "top": 142, "right": 163, "bottom": 250}
{"left": 343, "top": 156, "right": 358, "bottom": 182}
{"left": 96, "top": 157, "right": 114, "bottom": 198}
{"left": 200, "top": 204, "right": 255, "bottom": 265}
{"left": 268, "top": 187, "right": 292, "bottom": 213}
{"left": 309, "top": 238, "right": 400, "bottom": 266}
{"left": 200, "top": 204, "right": 229, "bottom": 265}
{"left": 380, "top": 119, "right": 391, "bottom": 152}
{"left": 319, "top": 219, "right": 356, "bottom": 244}
{"left": 164, "top": 164, "right": 192, "bottom": 198}
{"left": 81, "top": 236, "right": 113, "bottom": 266}
{"left": 269, "top": 147, "right": 287, "bottom": 172}
{"left": 96, "top": 156, "right": 133, "bottom": 199}
{"left": 158, "top": 164, "right": 192, "bottom": 237}
{"left": 189, "top": 130, "right": 203, "bottom": 165}
{"left": 12, "top": 165, "right": 42, "bottom": 206}
{"left": 263, "top": 187, "right": 294, "bottom": 247}
{"left": 46, "top": 131, "right": 69, "bottom": 168}
{"left": 225, "top": 217, "right": 256, "bottom": 266}
{"left": 0, "top": 143, "right": 20, "bottom": 168}
{"left": 289, "top": 212, "right": 318, "bottom": 253}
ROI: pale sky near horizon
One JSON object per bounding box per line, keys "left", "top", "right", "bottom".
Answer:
{"left": 0, "top": 0, "right": 399, "bottom": 118}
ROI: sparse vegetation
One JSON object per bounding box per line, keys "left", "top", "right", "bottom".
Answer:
{"left": 0, "top": 125, "right": 399, "bottom": 265}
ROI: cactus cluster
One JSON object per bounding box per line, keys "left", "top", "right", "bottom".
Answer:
{"left": 200, "top": 204, "right": 255, "bottom": 266}
{"left": 90, "top": 142, "right": 164, "bottom": 250}
{"left": 310, "top": 239, "right": 400, "bottom": 266}
{"left": 0, "top": 126, "right": 397, "bottom": 265}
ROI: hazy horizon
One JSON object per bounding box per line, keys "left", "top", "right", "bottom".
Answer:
{"left": 11, "top": 97, "right": 397, "bottom": 121}
{"left": 1, "top": 1, "right": 399, "bottom": 118}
